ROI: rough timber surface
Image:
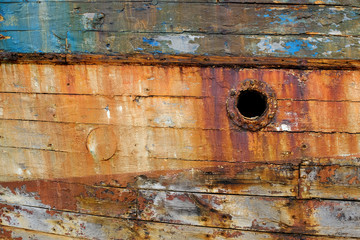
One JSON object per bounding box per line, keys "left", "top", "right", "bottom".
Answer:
{"left": 1, "top": 2, "right": 360, "bottom": 58}
{"left": 1, "top": 0, "right": 360, "bottom": 239}
{"left": 0, "top": 61, "right": 360, "bottom": 239}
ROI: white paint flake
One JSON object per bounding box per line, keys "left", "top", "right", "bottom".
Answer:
{"left": 329, "top": 29, "right": 342, "bottom": 35}
{"left": 155, "top": 34, "right": 204, "bottom": 53}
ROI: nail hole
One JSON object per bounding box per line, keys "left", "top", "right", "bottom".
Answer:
{"left": 237, "top": 90, "right": 268, "bottom": 118}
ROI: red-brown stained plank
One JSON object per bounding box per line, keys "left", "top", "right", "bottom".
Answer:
{"left": 0, "top": 180, "right": 137, "bottom": 219}
{"left": 1, "top": 64, "right": 360, "bottom": 101}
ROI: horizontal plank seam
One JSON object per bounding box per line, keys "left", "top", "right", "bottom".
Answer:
{"left": 1, "top": 92, "right": 360, "bottom": 103}
{"left": 1, "top": 54, "right": 360, "bottom": 70}
{"left": 0, "top": 92, "right": 209, "bottom": 99}
{"left": 134, "top": 219, "right": 360, "bottom": 239}
{"left": 300, "top": 163, "right": 360, "bottom": 167}
{"left": 1, "top": 118, "right": 360, "bottom": 134}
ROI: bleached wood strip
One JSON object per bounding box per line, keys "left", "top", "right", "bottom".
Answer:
{"left": 1, "top": 204, "right": 356, "bottom": 240}
{"left": 0, "top": 93, "right": 359, "bottom": 133}
{"left": 139, "top": 190, "right": 360, "bottom": 237}
{"left": 0, "top": 119, "right": 359, "bottom": 163}
{"left": 0, "top": 225, "right": 79, "bottom": 240}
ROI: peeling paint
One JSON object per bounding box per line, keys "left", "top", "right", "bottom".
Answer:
{"left": 155, "top": 35, "right": 204, "bottom": 53}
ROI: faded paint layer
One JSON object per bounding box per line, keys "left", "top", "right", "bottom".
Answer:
{"left": 0, "top": 2, "right": 360, "bottom": 58}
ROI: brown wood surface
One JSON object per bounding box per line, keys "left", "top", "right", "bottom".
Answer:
{"left": 0, "top": 226, "right": 78, "bottom": 240}
{"left": 1, "top": 62, "right": 360, "bottom": 239}
{"left": 1, "top": 53, "right": 360, "bottom": 70}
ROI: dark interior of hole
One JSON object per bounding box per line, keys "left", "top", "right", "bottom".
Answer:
{"left": 237, "top": 90, "right": 268, "bottom": 118}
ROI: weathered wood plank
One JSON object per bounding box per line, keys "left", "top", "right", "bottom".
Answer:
{"left": 138, "top": 190, "right": 360, "bottom": 237}
{"left": 3, "top": 195, "right": 360, "bottom": 238}
{"left": 2, "top": 205, "right": 355, "bottom": 240}
{"left": 128, "top": 222, "right": 359, "bottom": 240}
{"left": 1, "top": 64, "right": 360, "bottom": 101}
{"left": 0, "top": 161, "right": 298, "bottom": 203}
{"left": 0, "top": 225, "right": 77, "bottom": 240}
{"left": 2, "top": 3, "right": 359, "bottom": 36}
{"left": 300, "top": 164, "right": 360, "bottom": 200}
{"left": 1, "top": 120, "right": 360, "bottom": 163}
{"left": 0, "top": 146, "right": 298, "bottom": 197}
{"left": 0, "top": 202, "right": 140, "bottom": 239}
{"left": 0, "top": 93, "right": 359, "bottom": 133}
{"left": 1, "top": 0, "right": 359, "bottom": 6}
{"left": 2, "top": 53, "right": 360, "bottom": 70}
{"left": 1, "top": 31, "right": 359, "bottom": 59}
{"left": 0, "top": 181, "right": 137, "bottom": 218}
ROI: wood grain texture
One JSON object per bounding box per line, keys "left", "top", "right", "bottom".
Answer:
{"left": 0, "top": 226, "right": 78, "bottom": 240}
{"left": 300, "top": 164, "right": 360, "bottom": 200}
{"left": 3, "top": 195, "right": 360, "bottom": 238}
{"left": 1, "top": 64, "right": 360, "bottom": 100}
{"left": 2, "top": 53, "right": 360, "bottom": 70}
{"left": 1, "top": 0, "right": 359, "bottom": 6}
{"left": 0, "top": 93, "right": 359, "bottom": 133}
{"left": 2, "top": 208, "right": 358, "bottom": 240}
{"left": 2, "top": 3, "right": 359, "bottom": 35}
{"left": 0, "top": 2, "right": 359, "bottom": 58}
{"left": 138, "top": 190, "right": 360, "bottom": 237}
{"left": 1, "top": 119, "right": 360, "bottom": 163}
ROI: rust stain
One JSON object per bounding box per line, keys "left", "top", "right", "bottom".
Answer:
{"left": 318, "top": 165, "right": 340, "bottom": 183}
{"left": 0, "top": 58, "right": 359, "bottom": 238}
{"left": 348, "top": 175, "right": 360, "bottom": 185}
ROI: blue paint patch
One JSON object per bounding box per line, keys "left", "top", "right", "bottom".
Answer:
{"left": 263, "top": 14, "right": 270, "bottom": 17}
{"left": 284, "top": 40, "right": 316, "bottom": 55}
{"left": 135, "top": 47, "right": 144, "bottom": 51}
{"left": 157, "top": 7, "right": 162, "bottom": 10}
{"left": 150, "top": 50, "right": 163, "bottom": 54}
{"left": 271, "top": 14, "right": 295, "bottom": 25}
{"left": 143, "top": 37, "right": 160, "bottom": 47}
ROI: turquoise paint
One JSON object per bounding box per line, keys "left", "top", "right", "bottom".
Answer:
{"left": 270, "top": 14, "right": 296, "bottom": 25}
{"left": 143, "top": 37, "right": 160, "bottom": 47}
{"left": 0, "top": 2, "right": 71, "bottom": 53}
{"left": 284, "top": 39, "right": 316, "bottom": 55}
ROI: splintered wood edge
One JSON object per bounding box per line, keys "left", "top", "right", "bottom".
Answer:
{"left": 0, "top": 52, "right": 359, "bottom": 70}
